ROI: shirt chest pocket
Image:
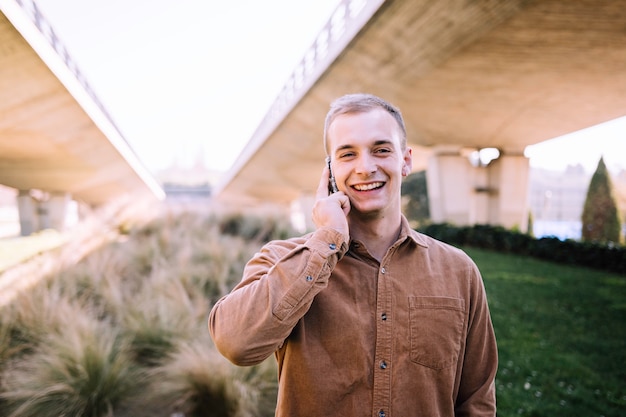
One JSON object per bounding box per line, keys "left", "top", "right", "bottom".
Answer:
{"left": 408, "top": 296, "right": 466, "bottom": 370}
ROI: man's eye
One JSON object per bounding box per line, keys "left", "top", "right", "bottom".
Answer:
{"left": 375, "top": 148, "right": 391, "bottom": 154}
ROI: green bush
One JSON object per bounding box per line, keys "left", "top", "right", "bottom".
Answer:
{"left": 419, "top": 223, "right": 626, "bottom": 274}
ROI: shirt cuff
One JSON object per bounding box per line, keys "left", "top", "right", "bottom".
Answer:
{"left": 307, "top": 227, "right": 349, "bottom": 259}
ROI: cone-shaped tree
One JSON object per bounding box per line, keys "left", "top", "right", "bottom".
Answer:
{"left": 581, "top": 157, "right": 622, "bottom": 243}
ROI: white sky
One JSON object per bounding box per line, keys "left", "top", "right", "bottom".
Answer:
{"left": 525, "top": 118, "right": 626, "bottom": 174}
{"left": 32, "top": 1, "right": 626, "bottom": 176}
{"left": 35, "top": 0, "right": 341, "bottom": 173}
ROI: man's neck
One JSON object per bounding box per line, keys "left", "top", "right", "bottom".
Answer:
{"left": 349, "top": 212, "right": 402, "bottom": 262}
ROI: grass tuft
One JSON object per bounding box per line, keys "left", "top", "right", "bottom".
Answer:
{"left": 147, "top": 338, "right": 277, "bottom": 417}
{"left": 1, "top": 316, "right": 142, "bottom": 417}
{"left": 0, "top": 207, "right": 287, "bottom": 417}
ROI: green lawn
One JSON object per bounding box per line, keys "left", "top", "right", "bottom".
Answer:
{"left": 465, "top": 247, "right": 626, "bottom": 417}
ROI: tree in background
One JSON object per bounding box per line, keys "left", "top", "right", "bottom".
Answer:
{"left": 526, "top": 211, "right": 534, "bottom": 237}
{"left": 581, "top": 157, "right": 622, "bottom": 244}
{"left": 401, "top": 171, "right": 430, "bottom": 227}
{"left": 614, "top": 170, "right": 626, "bottom": 242}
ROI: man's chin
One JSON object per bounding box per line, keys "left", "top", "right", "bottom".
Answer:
{"left": 349, "top": 204, "right": 384, "bottom": 220}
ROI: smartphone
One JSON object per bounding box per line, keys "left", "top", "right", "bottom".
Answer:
{"left": 326, "top": 156, "right": 339, "bottom": 194}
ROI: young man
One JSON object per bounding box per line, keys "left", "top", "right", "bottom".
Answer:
{"left": 209, "top": 93, "right": 498, "bottom": 416}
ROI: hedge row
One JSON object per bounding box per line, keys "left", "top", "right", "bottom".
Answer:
{"left": 418, "top": 223, "right": 626, "bottom": 275}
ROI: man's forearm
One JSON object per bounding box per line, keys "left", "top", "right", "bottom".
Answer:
{"left": 209, "top": 229, "right": 347, "bottom": 365}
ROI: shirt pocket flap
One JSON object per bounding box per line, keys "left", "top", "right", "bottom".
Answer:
{"left": 409, "top": 296, "right": 466, "bottom": 370}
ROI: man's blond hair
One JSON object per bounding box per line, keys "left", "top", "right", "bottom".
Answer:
{"left": 323, "top": 93, "right": 407, "bottom": 155}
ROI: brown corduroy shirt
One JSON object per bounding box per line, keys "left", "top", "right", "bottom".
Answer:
{"left": 209, "top": 216, "right": 498, "bottom": 416}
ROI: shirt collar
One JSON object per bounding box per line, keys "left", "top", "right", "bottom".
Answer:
{"left": 347, "top": 215, "right": 430, "bottom": 249}
{"left": 399, "top": 215, "right": 430, "bottom": 248}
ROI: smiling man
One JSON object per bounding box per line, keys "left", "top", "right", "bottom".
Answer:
{"left": 209, "top": 93, "right": 498, "bottom": 416}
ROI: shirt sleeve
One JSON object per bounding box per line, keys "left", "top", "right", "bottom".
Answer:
{"left": 455, "top": 262, "right": 499, "bottom": 417}
{"left": 208, "top": 227, "right": 348, "bottom": 366}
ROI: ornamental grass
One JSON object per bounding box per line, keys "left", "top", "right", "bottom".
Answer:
{"left": 0, "top": 206, "right": 291, "bottom": 417}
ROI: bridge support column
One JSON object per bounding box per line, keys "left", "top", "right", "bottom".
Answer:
{"left": 426, "top": 146, "right": 472, "bottom": 225}
{"left": 16, "top": 190, "right": 72, "bottom": 236}
{"left": 17, "top": 190, "right": 38, "bottom": 236}
{"left": 489, "top": 152, "right": 530, "bottom": 230}
{"left": 40, "top": 192, "right": 71, "bottom": 231}
{"left": 426, "top": 146, "right": 529, "bottom": 230}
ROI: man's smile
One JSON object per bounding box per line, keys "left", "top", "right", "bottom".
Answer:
{"left": 352, "top": 182, "right": 385, "bottom": 191}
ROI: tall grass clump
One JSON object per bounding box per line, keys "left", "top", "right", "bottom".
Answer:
{"left": 1, "top": 316, "right": 142, "bottom": 417}
{"left": 0, "top": 205, "right": 294, "bottom": 417}
{"left": 120, "top": 269, "right": 204, "bottom": 366}
{"left": 0, "top": 320, "right": 12, "bottom": 365}
{"left": 2, "top": 279, "right": 90, "bottom": 352}
{"left": 147, "top": 337, "right": 278, "bottom": 417}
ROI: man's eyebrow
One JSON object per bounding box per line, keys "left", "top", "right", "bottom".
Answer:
{"left": 335, "top": 144, "right": 354, "bottom": 152}
{"left": 335, "top": 139, "right": 394, "bottom": 153}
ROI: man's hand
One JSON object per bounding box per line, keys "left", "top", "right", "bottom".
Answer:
{"left": 312, "top": 163, "right": 350, "bottom": 237}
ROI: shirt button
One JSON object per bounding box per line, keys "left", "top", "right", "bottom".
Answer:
{"left": 329, "top": 243, "right": 336, "bottom": 250}
{"left": 305, "top": 275, "right": 313, "bottom": 282}
{"left": 379, "top": 410, "right": 386, "bottom": 417}
{"left": 380, "top": 360, "right": 387, "bottom": 369}
{"left": 381, "top": 313, "right": 387, "bottom": 321}
{"left": 381, "top": 267, "right": 386, "bottom": 274}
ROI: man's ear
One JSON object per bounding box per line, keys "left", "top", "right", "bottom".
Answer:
{"left": 402, "top": 147, "right": 413, "bottom": 176}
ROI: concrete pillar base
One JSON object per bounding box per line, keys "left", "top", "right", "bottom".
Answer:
{"left": 16, "top": 190, "right": 73, "bottom": 236}
{"left": 17, "top": 190, "right": 38, "bottom": 236}
{"left": 40, "top": 192, "right": 71, "bottom": 231}
{"left": 426, "top": 147, "right": 529, "bottom": 229}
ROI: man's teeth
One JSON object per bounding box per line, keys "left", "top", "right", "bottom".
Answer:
{"left": 353, "top": 182, "right": 384, "bottom": 191}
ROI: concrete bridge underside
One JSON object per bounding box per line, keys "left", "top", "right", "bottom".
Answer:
{"left": 216, "top": 0, "right": 626, "bottom": 230}
{"left": 0, "top": 1, "right": 163, "bottom": 235}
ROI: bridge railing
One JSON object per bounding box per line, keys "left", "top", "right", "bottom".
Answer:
{"left": 267, "top": 0, "right": 385, "bottom": 129}
{"left": 222, "top": 0, "right": 386, "bottom": 186}
{"left": 14, "top": 0, "right": 125, "bottom": 142}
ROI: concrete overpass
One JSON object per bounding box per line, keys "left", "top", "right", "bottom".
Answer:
{"left": 215, "top": 0, "right": 626, "bottom": 231}
{"left": 0, "top": 0, "right": 164, "bottom": 235}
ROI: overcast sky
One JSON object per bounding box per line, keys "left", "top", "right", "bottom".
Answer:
{"left": 35, "top": 0, "right": 341, "bottom": 173}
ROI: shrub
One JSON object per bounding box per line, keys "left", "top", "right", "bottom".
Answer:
{"left": 419, "top": 223, "right": 625, "bottom": 274}
{"left": 0, "top": 317, "right": 143, "bottom": 417}
{"left": 2, "top": 281, "right": 89, "bottom": 352}
{"left": 581, "top": 157, "right": 622, "bottom": 244}
{"left": 119, "top": 270, "right": 203, "bottom": 366}
{"left": 0, "top": 207, "right": 288, "bottom": 416}
{"left": 218, "top": 212, "right": 293, "bottom": 242}
{"left": 147, "top": 338, "right": 277, "bottom": 417}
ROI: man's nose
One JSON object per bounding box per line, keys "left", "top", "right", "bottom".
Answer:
{"left": 355, "top": 154, "right": 376, "bottom": 174}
